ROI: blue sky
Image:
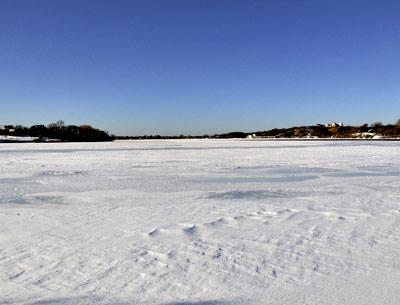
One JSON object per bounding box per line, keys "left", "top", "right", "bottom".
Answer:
{"left": 1, "top": 0, "right": 399, "bottom": 135}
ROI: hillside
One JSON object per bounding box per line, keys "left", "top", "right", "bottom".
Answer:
{"left": 244, "top": 122, "right": 400, "bottom": 139}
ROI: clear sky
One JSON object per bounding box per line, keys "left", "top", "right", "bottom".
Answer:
{"left": 1, "top": 0, "right": 399, "bottom": 136}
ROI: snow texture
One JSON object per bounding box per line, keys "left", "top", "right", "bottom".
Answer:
{"left": 1, "top": 140, "right": 400, "bottom": 305}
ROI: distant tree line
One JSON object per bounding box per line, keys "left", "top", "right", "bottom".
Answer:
{"left": 114, "top": 120, "right": 400, "bottom": 140}
{"left": 115, "top": 132, "right": 255, "bottom": 140}
{"left": 241, "top": 120, "right": 400, "bottom": 139}
{"left": 5, "top": 119, "right": 398, "bottom": 142}
{"left": 0, "top": 120, "right": 114, "bottom": 142}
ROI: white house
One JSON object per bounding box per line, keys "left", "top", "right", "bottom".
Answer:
{"left": 325, "top": 122, "right": 344, "bottom": 127}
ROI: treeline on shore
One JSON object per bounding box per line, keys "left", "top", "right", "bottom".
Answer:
{"left": 2, "top": 120, "right": 400, "bottom": 142}
{"left": 237, "top": 121, "right": 400, "bottom": 139}
{"left": 116, "top": 120, "right": 400, "bottom": 140}
{"left": 0, "top": 121, "right": 114, "bottom": 142}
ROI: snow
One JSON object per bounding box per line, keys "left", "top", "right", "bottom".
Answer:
{"left": 1, "top": 139, "right": 400, "bottom": 305}
{"left": 0, "top": 135, "right": 38, "bottom": 142}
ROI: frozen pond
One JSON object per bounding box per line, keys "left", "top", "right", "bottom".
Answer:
{"left": 1, "top": 140, "right": 400, "bottom": 305}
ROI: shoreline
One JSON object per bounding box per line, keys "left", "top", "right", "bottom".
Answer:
{"left": 1, "top": 137, "right": 400, "bottom": 143}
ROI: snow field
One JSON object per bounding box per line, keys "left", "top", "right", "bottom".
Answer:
{"left": 1, "top": 140, "right": 400, "bottom": 305}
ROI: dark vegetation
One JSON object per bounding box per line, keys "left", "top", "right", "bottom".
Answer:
{"left": 2, "top": 120, "right": 400, "bottom": 142}
{"left": 0, "top": 121, "right": 114, "bottom": 142}
{"left": 251, "top": 122, "right": 400, "bottom": 139}
{"left": 116, "top": 120, "right": 400, "bottom": 140}
{"left": 215, "top": 122, "right": 400, "bottom": 139}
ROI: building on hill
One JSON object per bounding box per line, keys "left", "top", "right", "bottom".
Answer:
{"left": 325, "top": 122, "right": 343, "bottom": 127}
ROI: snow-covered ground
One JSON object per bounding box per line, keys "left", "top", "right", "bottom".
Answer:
{"left": 0, "top": 135, "right": 38, "bottom": 142}
{"left": 1, "top": 140, "right": 400, "bottom": 305}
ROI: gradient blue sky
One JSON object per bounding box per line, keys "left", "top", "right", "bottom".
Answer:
{"left": 1, "top": 0, "right": 399, "bottom": 135}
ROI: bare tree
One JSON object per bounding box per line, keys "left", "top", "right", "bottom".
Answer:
{"left": 56, "top": 120, "right": 65, "bottom": 128}
{"left": 370, "top": 122, "right": 383, "bottom": 127}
